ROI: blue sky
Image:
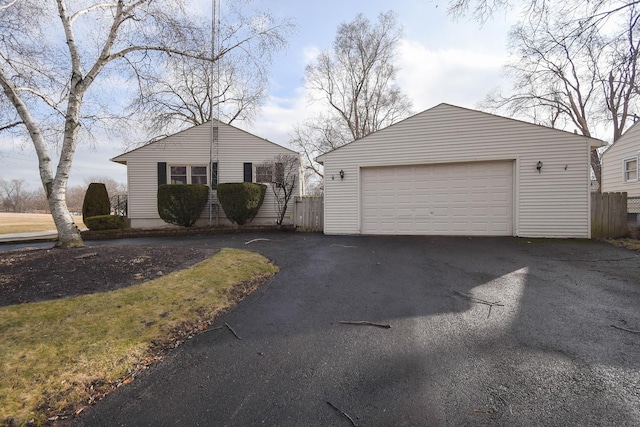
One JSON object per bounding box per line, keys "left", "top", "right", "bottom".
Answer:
{"left": 0, "top": 0, "right": 518, "bottom": 191}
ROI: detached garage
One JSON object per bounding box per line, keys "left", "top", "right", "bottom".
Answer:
{"left": 316, "top": 103, "right": 604, "bottom": 238}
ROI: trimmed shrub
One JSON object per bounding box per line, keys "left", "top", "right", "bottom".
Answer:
{"left": 157, "top": 184, "right": 209, "bottom": 227}
{"left": 84, "top": 215, "right": 127, "bottom": 231}
{"left": 82, "top": 183, "right": 110, "bottom": 221}
{"left": 217, "top": 183, "right": 266, "bottom": 225}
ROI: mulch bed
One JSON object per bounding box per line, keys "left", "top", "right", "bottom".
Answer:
{"left": 0, "top": 246, "right": 217, "bottom": 307}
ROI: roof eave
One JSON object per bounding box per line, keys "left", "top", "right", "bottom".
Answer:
{"left": 589, "top": 138, "right": 607, "bottom": 150}
{"left": 110, "top": 156, "right": 127, "bottom": 165}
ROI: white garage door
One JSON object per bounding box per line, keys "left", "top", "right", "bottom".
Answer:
{"left": 361, "top": 161, "right": 513, "bottom": 235}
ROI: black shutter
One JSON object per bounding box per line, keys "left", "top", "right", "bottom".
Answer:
{"left": 157, "top": 162, "right": 167, "bottom": 185}
{"left": 211, "top": 162, "right": 218, "bottom": 189}
{"left": 243, "top": 163, "right": 252, "bottom": 182}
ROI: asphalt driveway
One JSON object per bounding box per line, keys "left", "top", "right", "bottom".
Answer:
{"left": 22, "top": 233, "right": 639, "bottom": 426}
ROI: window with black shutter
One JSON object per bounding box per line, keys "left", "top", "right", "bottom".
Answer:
{"left": 243, "top": 163, "right": 252, "bottom": 182}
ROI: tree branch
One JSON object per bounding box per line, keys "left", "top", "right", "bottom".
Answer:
{"left": 69, "top": 2, "right": 118, "bottom": 25}
{"left": 0, "top": 121, "right": 23, "bottom": 132}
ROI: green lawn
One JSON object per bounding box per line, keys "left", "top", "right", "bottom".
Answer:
{"left": 0, "top": 248, "right": 277, "bottom": 426}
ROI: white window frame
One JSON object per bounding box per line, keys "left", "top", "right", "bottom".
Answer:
{"left": 169, "top": 164, "right": 209, "bottom": 185}
{"left": 623, "top": 157, "right": 638, "bottom": 183}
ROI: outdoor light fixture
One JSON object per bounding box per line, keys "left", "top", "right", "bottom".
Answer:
{"left": 536, "top": 161, "right": 543, "bottom": 173}
{"left": 339, "top": 169, "right": 345, "bottom": 180}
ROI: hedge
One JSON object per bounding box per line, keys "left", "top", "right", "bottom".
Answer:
{"left": 157, "top": 184, "right": 209, "bottom": 227}
{"left": 84, "top": 215, "right": 127, "bottom": 231}
{"left": 217, "top": 183, "right": 266, "bottom": 225}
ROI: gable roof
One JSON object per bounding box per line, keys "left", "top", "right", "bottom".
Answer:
{"left": 601, "top": 119, "right": 640, "bottom": 158}
{"left": 111, "top": 120, "right": 296, "bottom": 164}
{"left": 316, "top": 103, "right": 606, "bottom": 163}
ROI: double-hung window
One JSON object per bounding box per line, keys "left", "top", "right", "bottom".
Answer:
{"left": 255, "top": 163, "right": 285, "bottom": 186}
{"left": 191, "top": 166, "right": 207, "bottom": 184}
{"left": 624, "top": 157, "right": 638, "bottom": 182}
{"left": 170, "top": 165, "right": 208, "bottom": 185}
{"left": 256, "top": 165, "right": 273, "bottom": 183}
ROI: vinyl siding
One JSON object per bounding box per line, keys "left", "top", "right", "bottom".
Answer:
{"left": 320, "top": 103, "right": 598, "bottom": 238}
{"left": 113, "top": 122, "right": 301, "bottom": 227}
{"left": 601, "top": 121, "right": 640, "bottom": 197}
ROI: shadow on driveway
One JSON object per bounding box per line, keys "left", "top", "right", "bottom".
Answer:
{"left": 56, "top": 234, "right": 640, "bottom": 426}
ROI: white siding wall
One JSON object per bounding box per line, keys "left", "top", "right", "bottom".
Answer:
{"left": 113, "top": 122, "right": 300, "bottom": 228}
{"left": 602, "top": 121, "right": 640, "bottom": 198}
{"left": 321, "top": 104, "right": 595, "bottom": 238}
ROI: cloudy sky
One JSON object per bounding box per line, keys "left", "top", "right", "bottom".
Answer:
{"left": 0, "top": 0, "right": 518, "bottom": 191}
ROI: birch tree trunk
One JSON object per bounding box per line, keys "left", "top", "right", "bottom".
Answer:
{"left": 0, "top": 64, "right": 84, "bottom": 246}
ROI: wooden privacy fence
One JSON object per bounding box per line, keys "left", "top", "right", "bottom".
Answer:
{"left": 591, "top": 192, "right": 627, "bottom": 238}
{"left": 293, "top": 196, "right": 323, "bottom": 232}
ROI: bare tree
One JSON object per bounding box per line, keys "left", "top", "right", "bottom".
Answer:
{"left": 482, "top": 5, "right": 640, "bottom": 186}
{"left": 290, "top": 115, "right": 350, "bottom": 178}
{"left": 131, "top": 2, "right": 292, "bottom": 138}
{"left": 30, "top": 188, "right": 50, "bottom": 213}
{"left": 0, "top": 1, "right": 292, "bottom": 247}
{"left": 448, "top": 0, "right": 640, "bottom": 28}
{"left": 0, "top": 179, "right": 33, "bottom": 212}
{"left": 65, "top": 185, "right": 86, "bottom": 215}
{"left": 257, "top": 154, "right": 300, "bottom": 225}
{"left": 601, "top": 8, "right": 640, "bottom": 142}
{"left": 293, "top": 11, "right": 413, "bottom": 179}
{"left": 84, "top": 176, "right": 126, "bottom": 198}
{"left": 134, "top": 56, "right": 268, "bottom": 139}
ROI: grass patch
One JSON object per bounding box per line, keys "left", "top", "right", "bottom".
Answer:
{"left": 0, "top": 213, "right": 85, "bottom": 234}
{"left": 0, "top": 248, "right": 278, "bottom": 426}
{"left": 605, "top": 238, "right": 640, "bottom": 252}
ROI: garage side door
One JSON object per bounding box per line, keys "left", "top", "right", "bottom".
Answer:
{"left": 361, "top": 161, "right": 513, "bottom": 235}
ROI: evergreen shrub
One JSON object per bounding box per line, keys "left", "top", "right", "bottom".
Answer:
{"left": 82, "top": 183, "right": 111, "bottom": 221}
{"left": 157, "top": 184, "right": 209, "bottom": 227}
{"left": 84, "top": 215, "right": 126, "bottom": 230}
{"left": 217, "top": 183, "right": 266, "bottom": 225}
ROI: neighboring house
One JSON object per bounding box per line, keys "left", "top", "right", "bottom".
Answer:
{"left": 601, "top": 120, "right": 640, "bottom": 218}
{"left": 112, "top": 121, "right": 302, "bottom": 228}
{"left": 316, "top": 103, "right": 604, "bottom": 238}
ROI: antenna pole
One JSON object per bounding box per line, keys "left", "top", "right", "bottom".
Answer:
{"left": 208, "top": 0, "right": 219, "bottom": 227}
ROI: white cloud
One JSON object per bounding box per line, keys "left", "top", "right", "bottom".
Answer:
{"left": 396, "top": 39, "right": 507, "bottom": 112}
{"left": 241, "top": 38, "right": 509, "bottom": 149}
{"left": 239, "top": 85, "right": 326, "bottom": 149}
{"left": 302, "top": 45, "right": 321, "bottom": 64}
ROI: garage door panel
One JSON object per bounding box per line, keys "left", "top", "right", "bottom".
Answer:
{"left": 431, "top": 193, "right": 449, "bottom": 203}
{"left": 471, "top": 222, "right": 489, "bottom": 232}
{"left": 470, "top": 207, "right": 489, "bottom": 215}
{"left": 471, "top": 193, "right": 488, "bottom": 202}
{"left": 451, "top": 193, "right": 469, "bottom": 203}
{"left": 414, "top": 194, "right": 430, "bottom": 204}
{"left": 491, "top": 193, "right": 509, "bottom": 203}
{"left": 361, "top": 161, "right": 513, "bottom": 236}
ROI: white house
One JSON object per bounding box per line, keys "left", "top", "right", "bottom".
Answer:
{"left": 112, "top": 121, "right": 302, "bottom": 228}
{"left": 316, "top": 103, "right": 604, "bottom": 238}
{"left": 601, "top": 120, "right": 640, "bottom": 216}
